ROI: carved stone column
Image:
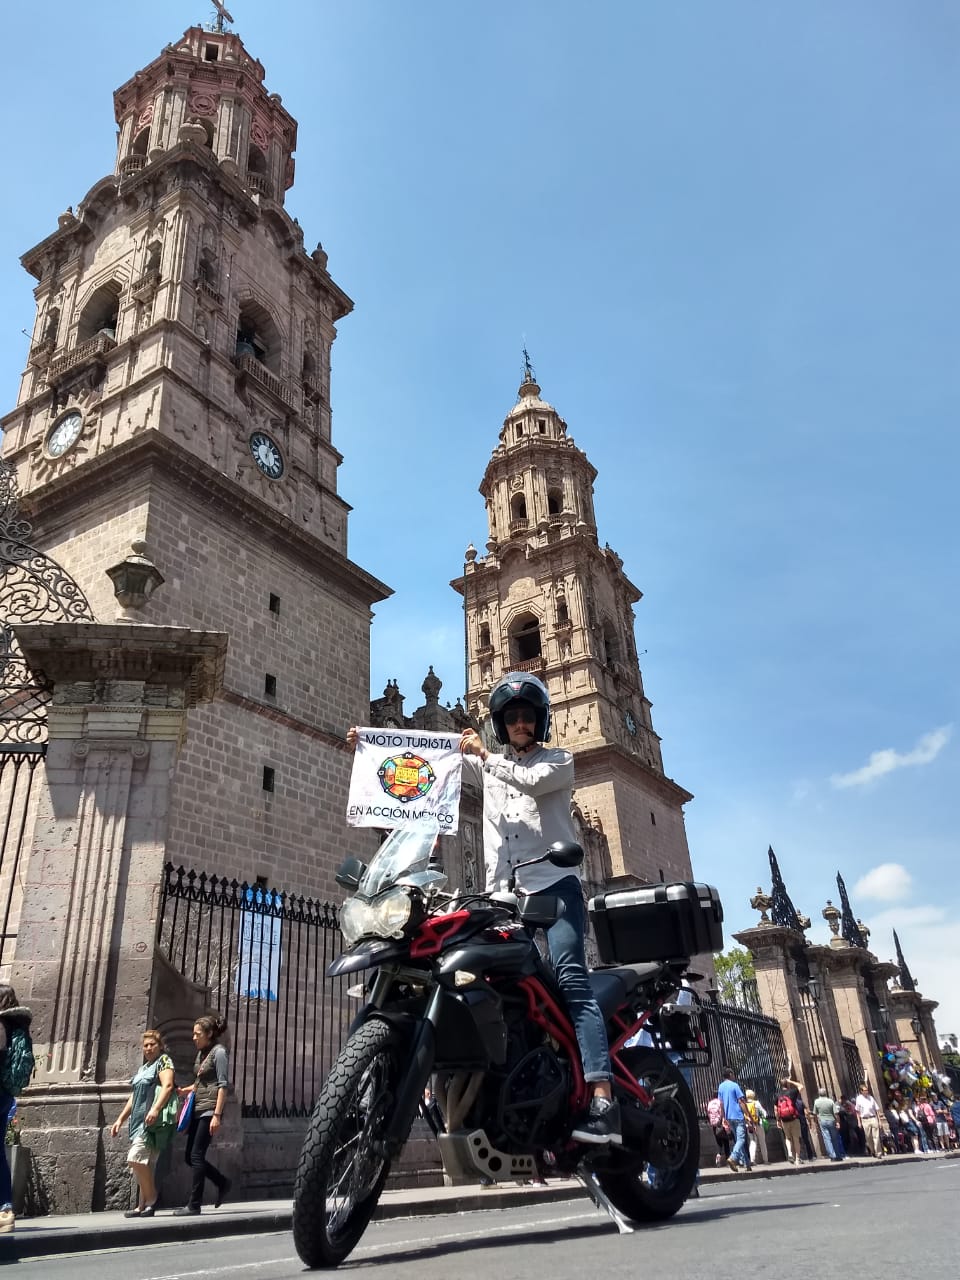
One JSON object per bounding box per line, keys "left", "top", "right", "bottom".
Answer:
{"left": 734, "top": 923, "right": 817, "bottom": 1098}
{"left": 10, "top": 622, "right": 226, "bottom": 1213}
{"left": 821, "top": 947, "right": 888, "bottom": 1100}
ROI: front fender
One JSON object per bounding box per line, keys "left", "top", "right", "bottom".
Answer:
{"left": 327, "top": 937, "right": 410, "bottom": 977}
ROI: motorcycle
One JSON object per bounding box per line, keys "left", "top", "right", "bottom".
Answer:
{"left": 293, "top": 822, "right": 718, "bottom": 1268}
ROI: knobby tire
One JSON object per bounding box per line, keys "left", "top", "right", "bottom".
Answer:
{"left": 293, "top": 1019, "right": 402, "bottom": 1268}
{"left": 596, "top": 1047, "right": 699, "bottom": 1222}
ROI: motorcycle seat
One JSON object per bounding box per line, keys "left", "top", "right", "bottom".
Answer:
{"left": 589, "top": 963, "right": 665, "bottom": 1017}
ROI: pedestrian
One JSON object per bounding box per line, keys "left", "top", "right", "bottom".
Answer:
{"left": 811, "top": 1084, "right": 844, "bottom": 1161}
{"left": 707, "top": 1092, "right": 732, "bottom": 1165}
{"left": 0, "top": 984, "right": 34, "bottom": 1236}
{"left": 458, "top": 672, "right": 620, "bottom": 1146}
{"left": 110, "top": 1028, "right": 177, "bottom": 1216}
{"left": 838, "top": 1095, "right": 863, "bottom": 1156}
{"left": 717, "top": 1066, "right": 752, "bottom": 1172}
{"left": 918, "top": 1095, "right": 938, "bottom": 1151}
{"left": 950, "top": 1095, "right": 960, "bottom": 1150}
{"left": 942, "top": 1090, "right": 957, "bottom": 1152}
{"left": 774, "top": 1078, "right": 804, "bottom": 1165}
{"left": 745, "top": 1089, "right": 769, "bottom": 1165}
{"left": 783, "top": 1077, "right": 817, "bottom": 1160}
{"left": 173, "top": 1013, "right": 232, "bottom": 1215}
{"left": 854, "top": 1083, "right": 884, "bottom": 1158}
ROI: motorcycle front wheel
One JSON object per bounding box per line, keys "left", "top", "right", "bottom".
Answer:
{"left": 595, "top": 1047, "right": 699, "bottom": 1223}
{"left": 293, "top": 1018, "right": 402, "bottom": 1268}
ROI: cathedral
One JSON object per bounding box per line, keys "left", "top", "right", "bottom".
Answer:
{"left": 0, "top": 15, "right": 697, "bottom": 1210}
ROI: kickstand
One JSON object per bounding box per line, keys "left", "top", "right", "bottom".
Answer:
{"left": 575, "top": 1169, "right": 635, "bottom": 1235}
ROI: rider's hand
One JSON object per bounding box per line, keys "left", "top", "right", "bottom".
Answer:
{"left": 459, "top": 729, "right": 488, "bottom": 761}
{"left": 346, "top": 727, "right": 359, "bottom": 751}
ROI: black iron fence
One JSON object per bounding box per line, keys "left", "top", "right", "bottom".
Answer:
{"left": 156, "top": 863, "right": 351, "bottom": 1118}
{"left": 688, "top": 998, "right": 789, "bottom": 1116}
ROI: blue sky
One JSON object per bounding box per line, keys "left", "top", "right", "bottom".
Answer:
{"left": 2, "top": 3, "right": 957, "bottom": 1045}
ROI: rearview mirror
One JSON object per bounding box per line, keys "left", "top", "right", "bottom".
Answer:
{"left": 547, "top": 841, "right": 583, "bottom": 869}
{"left": 335, "top": 857, "right": 367, "bottom": 890}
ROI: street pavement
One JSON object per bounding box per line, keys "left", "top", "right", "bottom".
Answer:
{"left": 2, "top": 1149, "right": 957, "bottom": 1262}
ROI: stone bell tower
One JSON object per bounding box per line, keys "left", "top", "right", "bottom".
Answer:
{"left": 0, "top": 21, "right": 390, "bottom": 888}
{"left": 451, "top": 360, "right": 695, "bottom": 886}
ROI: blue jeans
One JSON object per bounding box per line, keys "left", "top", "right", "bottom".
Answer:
{"left": 819, "top": 1123, "right": 839, "bottom": 1159}
{"left": 0, "top": 1094, "right": 14, "bottom": 1208}
{"left": 546, "top": 877, "right": 611, "bottom": 1083}
{"left": 730, "top": 1118, "right": 751, "bottom": 1168}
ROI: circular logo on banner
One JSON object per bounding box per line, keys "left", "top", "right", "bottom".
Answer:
{"left": 377, "top": 752, "right": 436, "bottom": 802}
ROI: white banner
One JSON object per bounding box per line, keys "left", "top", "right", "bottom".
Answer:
{"left": 236, "top": 887, "right": 281, "bottom": 1000}
{"left": 346, "top": 727, "right": 463, "bottom": 832}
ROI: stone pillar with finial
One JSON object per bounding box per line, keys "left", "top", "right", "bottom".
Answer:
{"left": 734, "top": 848, "right": 820, "bottom": 1110}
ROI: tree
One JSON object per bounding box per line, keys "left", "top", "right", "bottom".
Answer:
{"left": 713, "top": 946, "right": 757, "bottom": 1008}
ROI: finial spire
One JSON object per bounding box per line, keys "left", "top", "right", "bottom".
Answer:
{"left": 893, "top": 929, "right": 916, "bottom": 991}
{"left": 767, "top": 845, "right": 802, "bottom": 931}
{"left": 522, "top": 345, "right": 535, "bottom": 385}
{"left": 836, "top": 872, "right": 868, "bottom": 948}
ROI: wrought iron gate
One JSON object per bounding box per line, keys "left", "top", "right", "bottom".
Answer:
{"left": 0, "top": 458, "right": 94, "bottom": 968}
{"left": 156, "top": 860, "right": 351, "bottom": 1117}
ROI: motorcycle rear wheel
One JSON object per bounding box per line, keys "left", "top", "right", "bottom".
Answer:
{"left": 293, "top": 1019, "right": 402, "bottom": 1268}
{"left": 595, "top": 1048, "right": 699, "bottom": 1222}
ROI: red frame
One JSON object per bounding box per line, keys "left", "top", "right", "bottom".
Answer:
{"left": 410, "top": 909, "right": 472, "bottom": 959}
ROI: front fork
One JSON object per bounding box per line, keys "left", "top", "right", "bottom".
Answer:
{"left": 359, "top": 983, "right": 441, "bottom": 1160}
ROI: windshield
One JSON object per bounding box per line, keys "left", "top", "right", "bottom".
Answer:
{"left": 358, "top": 822, "right": 442, "bottom": 897}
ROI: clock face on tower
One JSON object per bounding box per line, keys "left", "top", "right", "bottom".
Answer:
{"left": 624, "top": 709, "right": 637, "bottom": 736}
{"left": 45, "top": 410, "right": 83, "bottom": 458}
{"left": 249, "top": 431, "right": 284, "bottom": 480}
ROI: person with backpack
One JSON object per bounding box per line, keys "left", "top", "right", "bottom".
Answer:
{"left": 110, "top": 1028, "right": 177, "bottom": 1216}
{"left": 775, "top": 1078, "right": 803, "bottom": 1165}
{"left": 0, "top": 983, "right": 34, "bottom": 1235}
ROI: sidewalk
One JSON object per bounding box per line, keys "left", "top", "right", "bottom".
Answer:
{"left": 4, "top": 1150, "right": 957, "bottom": 1259}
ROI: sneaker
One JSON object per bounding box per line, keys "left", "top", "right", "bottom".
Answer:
{"left": 0, "top": 1209, "right": 14, "bottom": 1235}
{"left": 572, "top": 1097, "right": 623, "bottom": 1146}
{"left": 173, "top": 1206, "right": 201, "bottom": 1216}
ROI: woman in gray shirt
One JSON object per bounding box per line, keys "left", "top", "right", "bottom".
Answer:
{"left": 173, "top": 1013, "right": 231, "bottom": 1215}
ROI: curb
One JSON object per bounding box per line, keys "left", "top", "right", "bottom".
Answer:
{"left": 5, "top": 1150, "right": 957, "bottom": 1259}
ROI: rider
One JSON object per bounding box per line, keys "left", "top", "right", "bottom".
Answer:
{"left": 459, "top": 672, "right": 621, "bottom": 1146}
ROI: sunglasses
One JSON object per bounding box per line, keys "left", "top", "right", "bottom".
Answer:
{"left": 503, "top": 707, "right": 536, "bottom": 726}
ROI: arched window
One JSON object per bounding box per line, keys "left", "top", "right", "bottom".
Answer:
{"left": 510, "top": 493, "right": 527, "bottom": 523}
{"left": 479, "top": 622, "right": 491, "bottom": 650}
{"left": 77, "top": 281, "right": 122, "bottom": 343}
{"left": 302, "top": 346, "right": 317, "bottom": 379}
{"left": 247, "top": 144, "right": 268, "bottom": 175}
{"left": 602, "top": 619, "right": 621, "bottom": 667}
{"left": 236, "top": 301, "right": 281, "bottom": 373}
{"left": 510, "top": 613, "right": 542, "bottom": 664}
{"left": 556, "top": 595, "right": 570, "bottom": 627}
{"left": 131, "top": 127, "right": 150, "bottom": 157}
{"left": 547, "top": 488, "right": 562, "bottom": 516}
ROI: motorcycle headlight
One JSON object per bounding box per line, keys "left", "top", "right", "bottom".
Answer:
{"left": 340, "top": 887, "right": 413, "bottom": 946}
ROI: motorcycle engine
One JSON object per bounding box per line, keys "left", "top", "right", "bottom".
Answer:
{"left": 470, "top": 1015, "right": 570, "bottom": 1151}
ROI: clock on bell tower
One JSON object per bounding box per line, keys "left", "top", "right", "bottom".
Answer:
{"left": 451, "top": 359, "right": 695, "bottom": 888}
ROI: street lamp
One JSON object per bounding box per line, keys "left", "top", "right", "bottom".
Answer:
{"left": 807, "top": 977, "right": 822, "bottom": 1003}
{"left": 106, "top": 540, "right": 164, "bottom": 615}
{"left": 910, "top": 1016, "right": 923, "bottom": 1036}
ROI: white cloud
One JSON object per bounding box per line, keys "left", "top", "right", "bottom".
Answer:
{"left": 829, "top": 725, "right": 952, "bottom": 789}
{"left": 854, "top": 862, "right": 913, "bottom": 903}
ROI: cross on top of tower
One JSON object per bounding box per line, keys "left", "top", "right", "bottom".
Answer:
{"left": 210, "top": 0, "right": 235, "bottom": 33}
